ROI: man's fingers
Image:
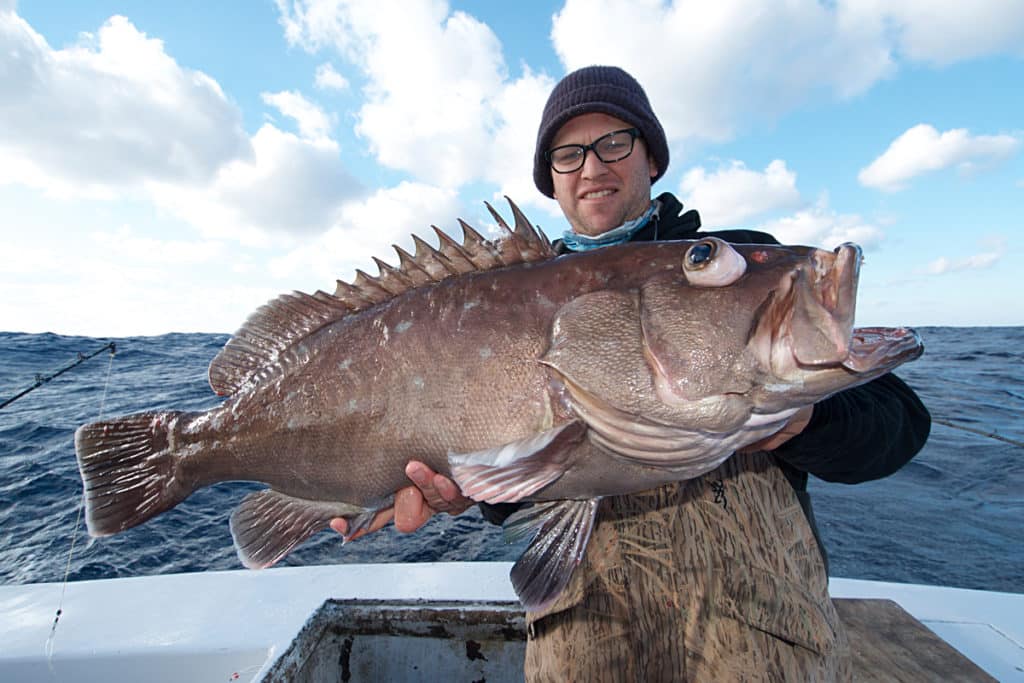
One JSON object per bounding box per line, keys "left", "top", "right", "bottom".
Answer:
{"left": 406, "top": 461, "right": 450, "bottom": 512}
{"left": 329, "top": 507, "right": 395, "bottom": 541}
{"left": 433, "top": 474, "right": 473, "bottom": 514}
{"left": 405, "top": 461, "right": 471, "bottom": 513}
{"left": 394, "top": 486, "right": 432, "bottom": 533}
{"left": 420, "top": 478, "right": 451, "bottom": 511}
{"left": 329, "top": 461, "right": 472, "bottom": 541}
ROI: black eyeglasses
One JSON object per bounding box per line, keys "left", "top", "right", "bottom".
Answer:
{"left": 545, "top": 128, "right": 641, "bottom": 174}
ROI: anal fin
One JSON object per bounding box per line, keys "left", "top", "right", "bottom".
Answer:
{"left": 230, "top": 489, "right": 378, "bottom": 569}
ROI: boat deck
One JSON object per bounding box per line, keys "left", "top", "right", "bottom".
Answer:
{"left": 0, "top": 562, "right": 1020, "bottom": 681}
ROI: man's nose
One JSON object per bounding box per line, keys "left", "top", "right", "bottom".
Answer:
{"left": 580, "top": 149, "right": 609, "bottom": 178}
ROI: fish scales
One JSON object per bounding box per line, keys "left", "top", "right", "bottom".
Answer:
{"left": 180, "top": 250, "right": 666, "bottom": 501}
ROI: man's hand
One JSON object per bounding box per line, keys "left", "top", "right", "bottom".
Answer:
{"left": 738, "top": 405, "right": 814, "bottom": 453}
{"left": 329, "top": 461, "right": 472, "bottom": 541}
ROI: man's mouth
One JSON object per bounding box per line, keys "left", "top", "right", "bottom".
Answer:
{"left": 581, "top": 189, "right": 615, "bottom": 200}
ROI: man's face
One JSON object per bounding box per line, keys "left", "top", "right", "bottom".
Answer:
{"left": 549, "top": 112, "right": 658, "bottom": 237}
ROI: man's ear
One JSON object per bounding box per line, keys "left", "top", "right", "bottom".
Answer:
{"left": 648, "top": 153, "right": 659, "bottom": 179}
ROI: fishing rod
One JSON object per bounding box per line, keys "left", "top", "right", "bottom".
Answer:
{"left": 0, "top": 341, "right": 117, "bottom": 410}
{"left": 932, "top": 418, "right": 1024, "bottom": 449}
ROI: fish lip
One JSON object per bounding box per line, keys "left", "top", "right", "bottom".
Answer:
{"left": 841, "top": 326, "right": 924, "bottom": 373}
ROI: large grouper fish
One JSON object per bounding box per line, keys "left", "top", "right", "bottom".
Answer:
{"left": 75, "top": 199, "right": 923, "bottom": 610}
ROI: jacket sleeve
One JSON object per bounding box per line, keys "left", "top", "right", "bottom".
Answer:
{"left": 771, "top": 372, "right": 931, "bottom": 483}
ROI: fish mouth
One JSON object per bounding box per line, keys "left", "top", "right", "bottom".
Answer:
{"left": 760, "top": 243, "right": 923, "bottom": 377}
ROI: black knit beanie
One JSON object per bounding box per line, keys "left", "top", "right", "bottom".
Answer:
{"left": 533, "top": 65, "right": 669, "bottom": 199}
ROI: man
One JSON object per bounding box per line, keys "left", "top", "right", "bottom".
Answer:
{"left": 334, "top": 66, "right": 931, "bottom": 680}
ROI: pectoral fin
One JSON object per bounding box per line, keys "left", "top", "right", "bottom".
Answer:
{"left": 504, "top": 498, "right": 601, "bottom": 612}
{"left": 447, "top": 421, "right": 586, "bottom": 504}
{"left": 230, "top": 489, "right": 387, "bottom": 569}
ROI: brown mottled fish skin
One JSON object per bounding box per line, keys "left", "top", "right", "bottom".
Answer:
{"left": 74, "top": 201, "right": 923, "bottom": 610}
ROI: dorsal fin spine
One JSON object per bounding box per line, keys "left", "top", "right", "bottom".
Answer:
{"left": 412, "top": 234, "right": 459, "bottom": 278}
{"left": 508, "top": 197, "right": 552, "bottom": 252}
{"left": 484, "top": 201, "right": 513, "bottom": 236}
{"left": 213, "top": 200, "right": 555, "bottom": 397}
{"left": 352, "top": 270, "right": 390, "bottom": 303}
{"left": 432, "top": 226, "right": 478, "bottom": 272}
{"left": 392, "top": 245, "right": 433, "bottom": 286}
{"left": 333, "top": 280, "right": 375, "bottom": 309}
{"left": 456, "top": 220, "right": 503, "bottom": 268}
{"left": 373, "top": 257, "right": 416, "bottom": 294}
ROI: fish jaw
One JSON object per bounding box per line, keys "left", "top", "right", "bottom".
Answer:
{"left": 789, "top": 242, "right": 860, "bottom": 366}
{"left": 754, "top": 243, "right": 861, "bottom": 377}
{"left": 749, "top": 244, "right": 924, "bottom": 405}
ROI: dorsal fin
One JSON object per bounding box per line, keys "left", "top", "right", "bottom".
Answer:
{"left": 332, "top": 196, "right": 555, "bottom": 307}
{"left": 209, "top": 290, "right": 351, "bottom": 396}
{"left": 210, "top": 198, "right": 555, "bottom": 397}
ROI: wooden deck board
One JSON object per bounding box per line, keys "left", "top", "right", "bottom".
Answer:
{"left": 835, "top": 598, "right": 996, "bottom": 682}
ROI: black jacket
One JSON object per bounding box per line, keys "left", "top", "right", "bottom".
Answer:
{"left": 483, "top": 192, "right": 932, "bottom": 560}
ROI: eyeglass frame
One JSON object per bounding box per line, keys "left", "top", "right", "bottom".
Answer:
{"left": 544, "top": 128, "right": 642, "bottom": 174}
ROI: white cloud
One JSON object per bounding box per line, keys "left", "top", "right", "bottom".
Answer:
{"left": 0, "top": 9, "right": 366, "bottom": 239}
{"left": 148, "top": 123, "right": 364, "bottom": 241}
{"left": 273, "top": 0, "right": 1024, "bottom": 212}
{"left": 262, "top": 90, "right": 334, "bottom": 142}
{"left": 276, "top": 0, "right": 553, "bottom": 204}
{"left": 0, "top": 13, "right": 251, "bottom": 198}
{"left": 921, "top": 237, "right": 1006, "bottom": 275}
{"left": 849, "top": 0, "right": 1024, "bottom": 66}
{"left": 91, "top": 225, "right": 226, "bottom": 266}
{"left": 479, "top": 67, "right": 558, "bottom": 216}
{"left": 923, "top": 253, "right": 1001, "bottom": 275}
{"left": 679, "top": 160, "right": 802, "bottom": 228}
{"left": 859, "top": 124, "right": 1020, "bottom": 191}
{"left": 314, "top": 62, "right": 349, "bottom": 90}
{"left": 550, "top": 0, "right": 1024, "bottom": 146}
{"left": 756, "top": 199, "right": 884, "bottom": 250}
{"left": 0, "top": 220, "right": 278, "bottom": 336}
{"left": 551, "top": 0, "right": 896, "bottom": 143}
{"left": 268, "top": 180, "right": 462, "bottom": 286}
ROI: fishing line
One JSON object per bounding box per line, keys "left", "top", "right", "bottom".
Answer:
{"left": 45, "top": 344, "right": 117, "bottom": 667}
{"left": 933, "top": 418, "right": 1024, "bottom": 449}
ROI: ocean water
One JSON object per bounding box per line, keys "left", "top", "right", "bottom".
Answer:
{"left": 0, "top": 327, "right": 1021, "bottom": 593}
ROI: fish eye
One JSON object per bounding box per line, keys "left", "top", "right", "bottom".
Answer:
{"left": 685, "top": 241, "right": 716, "bottom": 269}
{"left": 682, "top": 237, "right": 747, "bottom": 287}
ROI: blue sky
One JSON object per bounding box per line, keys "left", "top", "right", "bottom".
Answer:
{"left": 1, "top": 0, "right": 1021, "bottom": 336}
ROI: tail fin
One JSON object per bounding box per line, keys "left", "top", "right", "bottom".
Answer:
{"left": 75, "top": 411, "right": 197, "bottom": 537}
